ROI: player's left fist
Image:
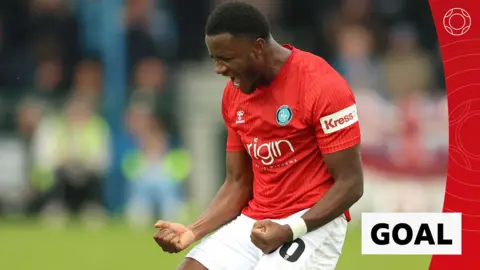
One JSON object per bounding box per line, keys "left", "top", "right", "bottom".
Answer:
{"left": 250, "top": 220, "right": 293, "bottom": 254}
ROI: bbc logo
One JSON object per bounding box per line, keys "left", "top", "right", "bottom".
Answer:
{"left": 361, "top": 213, "right": 462, "bottom": 255}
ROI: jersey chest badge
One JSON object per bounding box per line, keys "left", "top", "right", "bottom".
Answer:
{"left": 276, "top": 105, "right": 293, "bottom": 126}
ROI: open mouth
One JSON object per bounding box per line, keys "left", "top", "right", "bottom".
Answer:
{"left": 230, "top": 77, "right": 241, "bottom": 88}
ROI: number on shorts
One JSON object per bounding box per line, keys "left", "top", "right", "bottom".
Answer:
{"left": 279, "top": 238, "right": 306, "bottom": 262}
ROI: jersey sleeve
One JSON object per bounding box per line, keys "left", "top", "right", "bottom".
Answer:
{"left": 221, "top": 84, "right": 245, "bottom": 152}
{"left": 306, "top": 75, "right": 361, "bottom": 154}
{"left": 225, "top": 125, "right": 244, "bottom": 151}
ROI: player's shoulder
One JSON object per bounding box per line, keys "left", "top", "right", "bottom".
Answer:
{"left": 292, "top": 48, "right": 349, "bottom": 94}
{"left": 292, "top": 48, "right": 346, "bottom": 85}
{"left": 222, "top": 80, "right": 237, "bottom": 102}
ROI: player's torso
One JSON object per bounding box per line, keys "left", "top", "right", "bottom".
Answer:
{"left": 225, "top": 76, "right": 333, "bottom": 219}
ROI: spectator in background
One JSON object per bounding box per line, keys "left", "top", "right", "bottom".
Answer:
{"left": 29, "top": 94, "right": 110, "bottom": 226}
{"left": 130, "top": 56, "right": 166, "bottom": 102}
{"left": 16, "top": 98, "right": 47, "bottom": 140}
{"left": 30, "top": 56, "right": 64, "bottom": 103}
{"left": 122, "top": 102, "right": 190, "bottom": 229}
{"left": 125, "top": 0, "right": 178, "bottom": 66}
{"left": 332, "top": 24, "right": 385, "bottom": 96}
{"left": 71, "top": 58, "right": 103, "bottom": 104}
{"left": 16, "top": 54, "right": 65, "bottom": 140}
{"left": 382, "top": 23, "right": 434, "bottom": 100}
{"left": 129, "top": 56, "right": 179, "bottom": 140}
{"left": 323, "top": 0, "right": 387, "bottom": 57}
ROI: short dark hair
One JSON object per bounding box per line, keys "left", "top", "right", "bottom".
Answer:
{"left": 205, "top": 1, "right": 271, "bottom": 39}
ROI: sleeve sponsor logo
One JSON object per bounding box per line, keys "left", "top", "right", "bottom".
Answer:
{"left": 320, "top": 104, "right": 358, "bottom": 134}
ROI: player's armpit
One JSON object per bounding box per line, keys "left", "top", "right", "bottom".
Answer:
{"left": 187, "top": 150, "right": 254, "bottom": 241}
{"left": 300, "top": 143, "right": 364, "bottom": 232}
{"left": 323, "top": 143, "right": 363, "bottom": 198}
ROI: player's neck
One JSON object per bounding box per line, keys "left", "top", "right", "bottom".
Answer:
{"left": 262, "top": 39, "right": 292, "bottom": 84}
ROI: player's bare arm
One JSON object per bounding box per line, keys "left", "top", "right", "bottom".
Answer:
{"left": 300, "top": 144, "right": 363, "bottom": 232}
{"left": 188, "top": 150, "right": 254, "bottom": 240}
{"left": 153, "top": 150, "right": 253, "bottom": 253}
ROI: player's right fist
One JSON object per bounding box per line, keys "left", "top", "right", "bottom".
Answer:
{"left": 153, "top": 221, "right": 195, "bottom": 253}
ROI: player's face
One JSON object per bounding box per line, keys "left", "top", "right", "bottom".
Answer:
{"left": 206, "top": 33, "right": 266, "bottom": 94}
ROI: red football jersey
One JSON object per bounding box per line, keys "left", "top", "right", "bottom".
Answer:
{"left": 222, "top": 45, "right": 361, "bottom": 221}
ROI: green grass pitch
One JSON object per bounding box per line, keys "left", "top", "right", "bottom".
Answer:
{"left": 0, "top": 219, "right": 431, "bottom": 270}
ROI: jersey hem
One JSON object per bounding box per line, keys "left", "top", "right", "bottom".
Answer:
{"left": 242, "top": 209, "right": 352, "bottom": 222}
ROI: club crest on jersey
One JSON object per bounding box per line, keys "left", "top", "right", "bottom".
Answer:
{"left": 276, "top": 105, "right": 293, "bottom": 126}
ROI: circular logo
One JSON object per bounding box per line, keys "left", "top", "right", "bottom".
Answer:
{"left": 443, "top": 8, "right": 471, "bottom": 36}
{"left": 276, "top": 105, "right": 293, "bottom": 126}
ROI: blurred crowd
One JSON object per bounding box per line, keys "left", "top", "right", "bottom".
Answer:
{"left": 0, "top": 0, "right": 447, "bottom": 227}
{"left": 0, "top": 0, "right": 186, "bottom": 228}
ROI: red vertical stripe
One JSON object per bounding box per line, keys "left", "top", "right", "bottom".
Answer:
{"left": 429, "top": 0, "right": 480, "bottom": 269}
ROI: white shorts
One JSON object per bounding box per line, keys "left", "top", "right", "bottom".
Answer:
{"left": 186, "top": 209, "right": 347, "bottom": 270}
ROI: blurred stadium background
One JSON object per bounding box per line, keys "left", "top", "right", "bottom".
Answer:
{"left": 0, "top": 0, "right": 446, "bottom": 269}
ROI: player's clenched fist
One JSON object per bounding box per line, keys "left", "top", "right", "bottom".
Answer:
{"left": 153, "top": 221, "right": 195, "bottom": 253}
{"left": 250, "top": 220, "right": 293, "bottom": 254}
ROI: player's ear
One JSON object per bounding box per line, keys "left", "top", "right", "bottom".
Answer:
{"left": 253, "top": 38, "right": 266, "bottom": 57}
